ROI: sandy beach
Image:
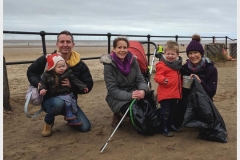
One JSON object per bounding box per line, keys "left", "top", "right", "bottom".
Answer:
{"left": 3, "top": 42, "right": 237, "bottom": 160}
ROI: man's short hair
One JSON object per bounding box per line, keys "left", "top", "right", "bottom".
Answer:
{"left": 57, "top": 30, "right": 74, "bottom": 43}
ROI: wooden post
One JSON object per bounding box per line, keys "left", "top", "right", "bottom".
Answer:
{"left": 3, "top": 56, "right": 12, "bottom": 111}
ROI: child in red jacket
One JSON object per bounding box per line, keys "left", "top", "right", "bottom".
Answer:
{"left": 154, "top": 41, "right": 182, "bottom": 137}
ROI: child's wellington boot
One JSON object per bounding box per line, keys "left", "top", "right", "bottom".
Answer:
{"left": 68, "top": 119, "right": 83, "bottom": 126}
{"left": 65, "top": 105, "right": 76, "bottom": 120}
{"left": 161, "top": 119, "right": 174, "bottom": 137}
{"left": 169, "top": 124, "right": 182, "bottom": 132}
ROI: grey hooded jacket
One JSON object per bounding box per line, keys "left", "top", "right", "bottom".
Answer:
{"left": 100, "top": 54, "right": 149, "bottom": 113}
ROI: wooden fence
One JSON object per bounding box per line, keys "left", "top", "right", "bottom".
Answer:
{"left": 204, "top": 43, "right": 225, "bottom": 57}
{"left": 229, "top": 43, "right": 237, "bottom": 58}
{"left": 204, "top": 43, "right": 237, "bottom": 60}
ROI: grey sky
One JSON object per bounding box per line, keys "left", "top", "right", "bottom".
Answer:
{"left": 3, "top": 0, "right": 237, "bottom": 39}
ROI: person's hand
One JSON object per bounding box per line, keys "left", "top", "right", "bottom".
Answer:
{"left": 40, "top": 89, "right": 47, "bottom": 96}
{"left": 164, "top": 78, "right": 168, "bottom": 84}
{"left": 190, "top": 74, "right": 201, "bottom": 83}
{"left": 61, "top": 78, "right": 71, "bottom": 88}
{"left": 138, "top": 90, "right": 145, "bottom": 99}
{"left": 132, "top": 90, "right": 145, "bottom": 100}
{"left": 132, "top": 90, "right": 140, "bottom": 99}
{"left": 83, "top": 88, "right": 89, "bottom": 93}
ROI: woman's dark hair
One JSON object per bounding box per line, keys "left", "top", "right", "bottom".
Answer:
{"left": 57, "top": 30, "right": 74, "bottom": 43}
{"left": 113, "top": 37, "right": 129, "bottom": 48}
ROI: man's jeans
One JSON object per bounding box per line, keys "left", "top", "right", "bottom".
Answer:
{"left": 42, "top": 97, "right": 91, "bottom": 132}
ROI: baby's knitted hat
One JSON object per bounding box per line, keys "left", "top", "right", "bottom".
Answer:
{"left": 45, "top": 53, "right": 65, "bottom": 71}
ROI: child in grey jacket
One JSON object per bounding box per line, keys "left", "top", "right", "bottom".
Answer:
{"left": 39, "top": 53, "right": 88, "bottom": 126}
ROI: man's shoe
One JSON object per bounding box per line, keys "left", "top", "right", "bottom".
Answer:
{"left": 41, "top": 123, "right": 54, "bottom": 137}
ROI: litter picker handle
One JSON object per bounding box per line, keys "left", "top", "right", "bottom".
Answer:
{"left": 100, "top": 99, "right": 137, "bottom": 153}
{"left": 148, "top": 48, "right": 157, "bottom": 87}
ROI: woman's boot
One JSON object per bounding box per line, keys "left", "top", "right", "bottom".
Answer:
{"left": 111, "top": 113, "right": 122, "bottom": 127}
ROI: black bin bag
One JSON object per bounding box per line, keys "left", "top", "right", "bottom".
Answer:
{"left": 183, "top": 78, "right": 228, "bottom": 143}
{"left": 130, "top": 90, "right": 161, "bottom": 135}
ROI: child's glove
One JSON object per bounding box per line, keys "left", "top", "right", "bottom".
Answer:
{"left": 83, "top": 88, "right": 89, "bottom": 93}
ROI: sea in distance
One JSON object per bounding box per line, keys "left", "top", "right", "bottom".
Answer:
{"left": 3, "top": 39, "right": 235, "bottom": 47}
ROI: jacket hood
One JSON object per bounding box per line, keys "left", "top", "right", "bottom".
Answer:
{"left": 100, "top": 54, "right": 112, "bottom": 64}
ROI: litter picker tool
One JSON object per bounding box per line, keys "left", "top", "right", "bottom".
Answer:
{"left": 100, "top": 99, "right": 136, "bottom": 153}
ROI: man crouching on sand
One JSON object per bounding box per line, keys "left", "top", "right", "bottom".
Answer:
{"left": 27, "top": 30, "right": 93, "bottom": 137}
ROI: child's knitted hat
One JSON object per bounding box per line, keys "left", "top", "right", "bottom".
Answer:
{"left": 186, "top": 34, "right": 204, "bottom": 56}
{"left": 45, "top": 53, "right": 65, "bottom": 71}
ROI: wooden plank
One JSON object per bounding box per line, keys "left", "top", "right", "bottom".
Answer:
{"left": 229, "top": 43, "right": 237, "bottom": 58}
{"left": 204, "top": 43, "right": 225, "bottom": 58}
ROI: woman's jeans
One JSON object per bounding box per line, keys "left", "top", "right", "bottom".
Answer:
{"left": 41, "top": 97, "right": 91, "bottom": 132}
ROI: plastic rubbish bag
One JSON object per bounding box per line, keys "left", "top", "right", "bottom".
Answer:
{"left": 130, "top": 90, "right": 161, "bottom": 135}
{"left": 183, "top": 78, "right": 228, "bottom": 143}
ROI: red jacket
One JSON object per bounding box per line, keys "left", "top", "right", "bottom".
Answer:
{"left": 154, "top": 61, "right": 182, "bottom": 102}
